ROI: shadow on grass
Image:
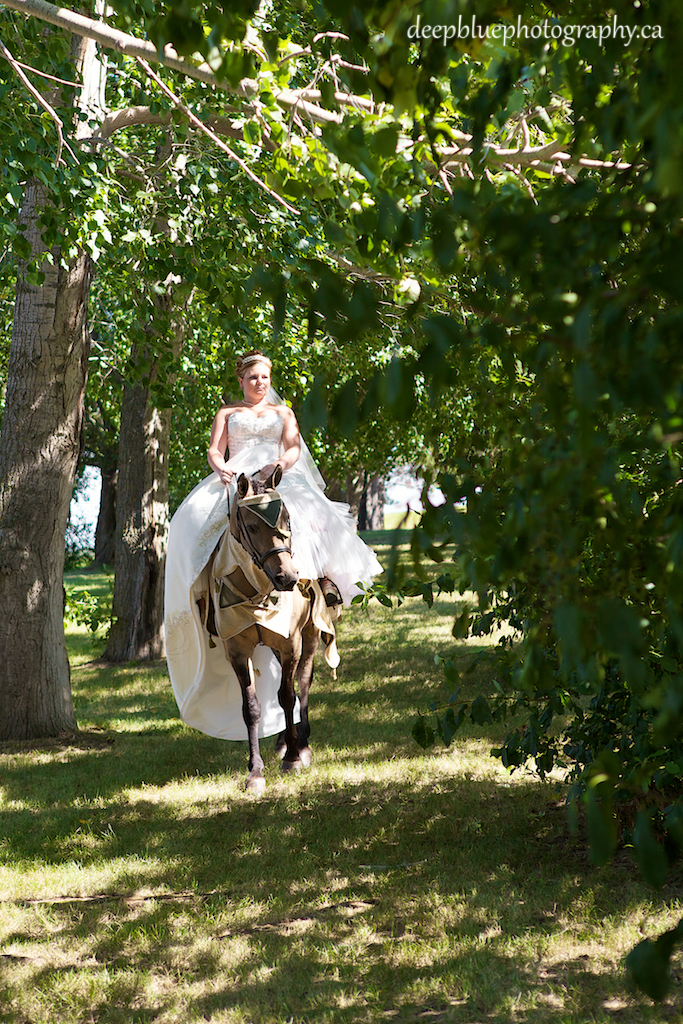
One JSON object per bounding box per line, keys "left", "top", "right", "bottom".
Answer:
{"left": 1, "top": 769, "right": 678, "bottom": 1022}
{"left": 0, "top": 628, "right": 512, "bottom": 815}
{"left": 2, "top": 576, "right": 680, "bottom": 1022}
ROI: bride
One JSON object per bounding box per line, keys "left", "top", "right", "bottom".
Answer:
{"left": 164, "top": 349, "right": 382, "bottom": 741}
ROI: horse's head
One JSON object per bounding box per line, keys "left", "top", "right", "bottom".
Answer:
{"left": 232, "top": 466, "right": 299, "bottom": 591}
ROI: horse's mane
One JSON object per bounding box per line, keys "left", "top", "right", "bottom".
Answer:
{"left": 249, "top": 476, "right": 271, "bottom": 496}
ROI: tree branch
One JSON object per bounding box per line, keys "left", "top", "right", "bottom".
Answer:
{"left": 2, "top": 0, "right": 218, "bottom": 84}
{"left": 13, "top": 58, "right": 79, "bottom": 88}
{"left": 437, "top": 135, "right": 631, "bottom": 172}
{"left": 0, "top": 38, "right": 77, "bottom": 165}
{"left": 1, "top": 0, "right": 632, "bottom": 175}
{"left": 92, "top": 104, "right": 278, "bottom": 156}
{"left": 135, "top": 57, "right": 298, "bottom": 215}
{"left": 98, "top": 105, "right": 171, "bottom": 138}
{"left": 0, "top": 0, "right": 345, "bottom": 125}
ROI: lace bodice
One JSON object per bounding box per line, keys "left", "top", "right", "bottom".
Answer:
{"left": 228, "top": 409, "right": 283, "bottom": 459}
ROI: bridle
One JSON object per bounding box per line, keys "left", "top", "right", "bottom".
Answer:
{"left": 232, "top": 492, "right": 293, "bottom": 576}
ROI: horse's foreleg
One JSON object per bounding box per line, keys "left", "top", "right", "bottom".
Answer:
{"left": 295, "top": 623, "right": 320, "bottom": 767}
{"left": 224, "top": 638, "right": 265, "bottom": 794}
{"left": 277, "top": 640, "right": 303, "bottom": 773}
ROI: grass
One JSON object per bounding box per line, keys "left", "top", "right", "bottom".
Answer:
{"left": 0, "top": 535, "right": 681, "bottom": 1022}
{"left": 383, "top": 510, "right": 423, "bottom": 530}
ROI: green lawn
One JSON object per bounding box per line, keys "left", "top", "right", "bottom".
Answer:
{"left": 383, "top": 510, "right": 423, "bottom": 530}
{"left": 0, "top": 538, "right": 681, "bottom": 1023}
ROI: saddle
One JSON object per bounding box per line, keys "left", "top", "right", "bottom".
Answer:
{"left": 196, "top": 525, "right": 341, "bottom": 673}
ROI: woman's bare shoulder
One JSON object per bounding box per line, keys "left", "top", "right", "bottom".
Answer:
{"left": 217, "top": 402, "right": 243, "bottom": 418}
{"left": 275, "top": 403, "right": 297, "bottom": 421}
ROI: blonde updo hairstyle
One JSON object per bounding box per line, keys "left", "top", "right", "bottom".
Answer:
{"left": 221, "top": 350, "right": 273, "bottom": 405}
{"left": 235, "top": 349, "right": 272, "bottom": 380}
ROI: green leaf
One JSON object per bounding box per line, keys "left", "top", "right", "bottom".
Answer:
{"left": 437, "top": 707, "right": 459, "bottom": 747}
{"left": 243, "top": 120, "right": 262, "bottom": 146}
{"left": 443, "top": 659, "right": 459, "bottom": 685}
{"left": 412, "top": 717, "right": 435, "bottom": 749}
{"left": 585, "top": 787, "right": 617, "bottom": 867}
{"left": 470, "top": 696, "right": 493, "bottom": 725}
{"left": 626, "top": 938, "right": 672, "bottom": 1001}
{"left": 626, "top": 919, "right": 683, "bottom": 1001}
{"left": 452, "top": 609, "right": 470, "bottom": 639}
{"left": 665, "top": 803, "right": 683, "bottom": 849}
{"left": 436, "top": 574, "right": 456, "bottom": 593}
{"left": 632, "top": 811, "right": 669, "bottom": 889}
{"left": 370, "top": 126, "right": 399, "bottom": 157}
{"left": 431, "top": 209, "right": 458, "bottom": 269}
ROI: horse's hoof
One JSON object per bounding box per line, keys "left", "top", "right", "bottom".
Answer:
{"left": 281, "top": 758, "right": 302, "bottom": 774}
{"left": 299, "top": 746, "right": 312, "bottom": 767}
{"left": 245, "top": 774, "right": 266, "bottom": 794}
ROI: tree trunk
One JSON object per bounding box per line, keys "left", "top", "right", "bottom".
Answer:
{"left": 344, "top": 470, "right": 366, "bottom": 520}
{"left": 104, "top": 269, "right": 186, "bottom": 663}
{"left": 0, "top": 180, "right": 92, "bottom": 739}
{"left": 93, "top": 464, "right": 117, "bottom": 565}
{"left": 0, "top": 24, "right": 105, "bottom": 739}
{"left": 104, "top": 358, "right": 172, "bottom": 661}
{"left": 358, "top": 475, "right": 385, "bottom": 531}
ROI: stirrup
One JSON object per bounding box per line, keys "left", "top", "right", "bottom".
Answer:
{"left": 319, "top": 576, "right": 342, "bottom": 607}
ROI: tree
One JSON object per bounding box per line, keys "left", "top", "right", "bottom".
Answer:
{"left": 285, "top": 0, "right": 683, "bottom": 994}
{"left": 0, "top": 20, "right": 106, "bottom": 739}
{"left": 5, "top": 0, "right": 676, "bottom": 843}
{"left": 91, "top": 0, "right": 679, "bottom": 989}
{"left": 358, "top": 475, "right": 385, "bottom": 531}
{"left": 83, "top": 322, "right": 122, "bottom": 567}
{"left": 0, "top": 0, "right": 332, "bottom": 677}
{"left": 104, "top": 286, "right": 185, "bottom": 661}
{"left": 0, "top": 184, "right": 90, "bottom": 737}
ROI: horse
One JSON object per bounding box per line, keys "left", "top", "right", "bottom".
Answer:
{"left": 204, "top": 466, "right": 340, "bottom": 794}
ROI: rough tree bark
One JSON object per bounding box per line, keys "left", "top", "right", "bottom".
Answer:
{"left": 358, "top": 474, "right": 385, "bottom": 531}
{"left": 0, "top": 180, "right": 92, "bottom": 739}
{"left": 104, "top": 280, "right": 183, "bottom": 662}
{"left": 103, "top": 360, "right": 171, "bottom": 661}
{"left": 342, "top": 471, "right": 366, "bottom": 520}
{"left": 85, "top": 387, "right": 120, "bottom": 566}
{"left": 327, "top": 469, "right": 384, "bottom": 526}
{"left": 0, "top": 25, "right": 105, "bottom": 740}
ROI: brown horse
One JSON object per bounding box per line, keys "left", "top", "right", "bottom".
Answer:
{"left": 205, "top": 467, "right": 339, "bottom": 794}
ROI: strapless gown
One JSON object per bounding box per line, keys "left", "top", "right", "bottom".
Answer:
{"left": 164, "top": 409, "right": 382, "bottom": 740}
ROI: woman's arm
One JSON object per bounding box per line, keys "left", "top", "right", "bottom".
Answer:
{"left": 207, "top": 407, "right": 237, "bottom": 485}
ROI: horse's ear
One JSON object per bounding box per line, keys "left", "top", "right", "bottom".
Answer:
{"left": 237, "top": 474, "right": 251, "bottom": 498}
{"left": 266, "top": 465, "right": 283, "bottom": 489}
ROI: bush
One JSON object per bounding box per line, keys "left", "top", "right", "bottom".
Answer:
{"left": 64, "top": 520, "right": 95, "bottom": 571}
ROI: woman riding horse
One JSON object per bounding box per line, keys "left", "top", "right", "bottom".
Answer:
{"left": 164, "top": 350, "right": 382, "bottom": 758}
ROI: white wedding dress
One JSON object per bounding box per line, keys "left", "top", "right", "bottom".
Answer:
{"left": 164, "top": 408, "right": 382, "bottom": 740}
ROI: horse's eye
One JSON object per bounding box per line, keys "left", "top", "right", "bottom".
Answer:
{"left": 247, "top": 524, "right": 259, "bottom": 534}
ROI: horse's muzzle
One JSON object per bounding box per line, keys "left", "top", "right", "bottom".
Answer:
{"left": 271, "top": 569, "right": 299, "bottom": 591}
